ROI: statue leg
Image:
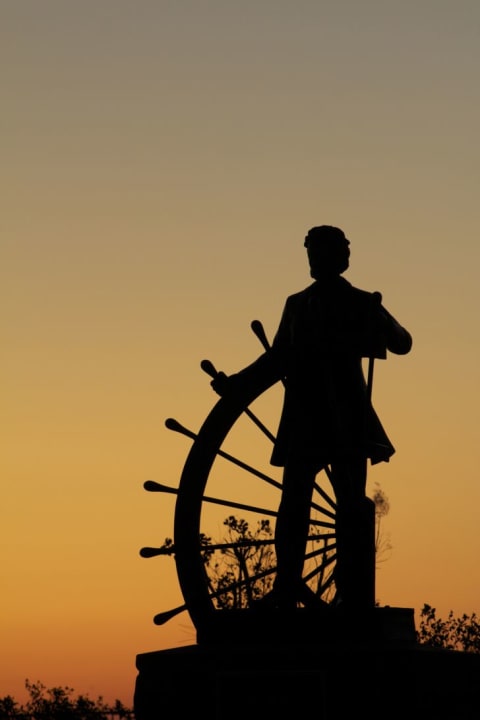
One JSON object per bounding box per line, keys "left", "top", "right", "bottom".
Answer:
{"left": 273, "top": 458, "right": 317, "bottom": 607}
{"left": 330, "top": 458, "right": 375, "bottom": 608}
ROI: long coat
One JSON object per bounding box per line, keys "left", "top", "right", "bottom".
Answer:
{"left": 234, "top": 276, "right": 412, "bottom": 468}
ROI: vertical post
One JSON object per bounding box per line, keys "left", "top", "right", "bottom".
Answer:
{"left": 335, "top": 496, "right": 376, "bottom": 608}
{"left": 364, "top": 353, "right": 377, "bottom": 608}
{"left": 361, "top": 495, "right": 376, "bottom": 607}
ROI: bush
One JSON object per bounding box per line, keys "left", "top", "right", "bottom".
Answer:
{"left": 417, "top": 604, "right": 480, "bottom": 653}
{"left": 0, "top": 681, "right": 133, "bottom": 720}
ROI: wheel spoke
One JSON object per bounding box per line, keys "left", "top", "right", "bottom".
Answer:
{"left": 153, "top": 604, "right": 187, "bottom": 625}
{"left": 146, "top": 477, "right": 280, "bottom": 517}
{"left": 243, "top": 407, "right": 275, "bottom": 442}
{"left": 250, "top": 319, "right": 286, "bottom": 387}
{"left": 305, "top": 541, "right": 337, "bottom": 558}
{"left": 309, "top": 517, "right": 336, "bottom": 529}
{"left": 143, "top": 538, "right": 275, "bottom": 558}
{"left": 140, "top": 545, "right": 174, "bottom": 558}
{"left": 206, "top": 539, "right": 337, "bottom": 608}
{"left": 303, "top": 553, "right": 336, "bottom": 584}
{"left": 317, "top": 572, "right": 336, "bottom": 596}
{"left": 200, "top": 494, "right": 280, "bottom": 517}
{"left": 166, "top": 420, "right": 337, "bottom": 520}
{"left": 154, "top": 559, "right": 280, "bottom": 626}
{"left": 313, "top": 469, "right": 337, "bottom": 510}
{"left": 153, "top": 546, "right": 336, "bottom": 625}
{"left": 143, "top": 480, "right": 178, "bottom": 495}
{"left": 201, "top": 359, "right": 276, "bottom": 442}
{"left": 310, "top": 497, "right": 336, "bottom": 520}
{"left": 143, "top": 532, "right": 335, "bottom": 559}
{"left": 164, "top": 421, "right": 338, "bottom": 524}
{"left": 202, "top": 538, "right": 274, "bottom": 552}
{"left": 166, "top": 418, "right": 282, "bottom": 490}
{"left": 307, "top": 531, "right": 335, "bottom": 543}
{"left": 209, "top": 560, "right": 277, "bottom": 597}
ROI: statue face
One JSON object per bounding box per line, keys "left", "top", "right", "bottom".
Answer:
{"left": 307, "top": 237, "right": 350, "bottom": 278}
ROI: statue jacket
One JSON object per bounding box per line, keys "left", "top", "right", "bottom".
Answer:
{"left": 232, "top": 276, "right": 412, "bottom": 468}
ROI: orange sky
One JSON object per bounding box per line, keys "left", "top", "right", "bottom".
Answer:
{"left": 2, "top": 0, "right": 480, "bottom": 707}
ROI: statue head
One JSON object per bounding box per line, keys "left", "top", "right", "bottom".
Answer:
{"left": 304, "top": 225, "right": 350, "bottom": 279}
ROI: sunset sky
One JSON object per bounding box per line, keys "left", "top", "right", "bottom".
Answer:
{"left": 3, "top": 0, "right": 480, "bottom": 707}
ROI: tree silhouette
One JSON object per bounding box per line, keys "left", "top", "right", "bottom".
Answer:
{"left": 156, "top": 483, "right": 391, "bottom": 611}
{"left": 417, "top": 604, "right": 480, "bottom": 653}
{"left": 202, "top": 516, "right": 276, "bottom": 609}
{"left": 372, "top": 482, "right": 392, "bottom": 565}
{"left": 0, "top": 681, "right": 133, "bottom": 720}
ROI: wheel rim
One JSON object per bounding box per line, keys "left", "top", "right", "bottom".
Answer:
{"left": 173, "top": 381, "right": 338, "bottom": 634}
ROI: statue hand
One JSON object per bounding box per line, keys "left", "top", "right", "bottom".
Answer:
{"left": 210, "top": 371, "right": 230, "bottom": 396}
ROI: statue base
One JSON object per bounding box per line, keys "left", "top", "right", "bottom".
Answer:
{"left": 194, "top": 603, "right": 415, "bottom": 646}
{"left": 134, "top": 607, "right": 480, "bottom": 720}
{"left": 134, "top": 607, "right": 480, "bottom": 719}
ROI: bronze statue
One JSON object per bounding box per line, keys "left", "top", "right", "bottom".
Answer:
{"left": 212, "top": 225, "right": 412, "bottom": 609}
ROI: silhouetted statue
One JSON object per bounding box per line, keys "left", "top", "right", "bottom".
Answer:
{"left": 212, "top": 225, "right": 412, "bottom": 610}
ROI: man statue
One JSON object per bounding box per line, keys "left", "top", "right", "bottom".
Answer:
{"left": 212, "top": 225, "right": 412, "bottom": 609}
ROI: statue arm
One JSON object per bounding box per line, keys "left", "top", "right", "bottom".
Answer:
{"left": 211, "top": 349, "right": 283, "bottom": 397}
{"left": 211, "top": 302, "right": 292, "bottom": 397}
{"left": 379, "top": 305, "right": 413, "bottom": 355}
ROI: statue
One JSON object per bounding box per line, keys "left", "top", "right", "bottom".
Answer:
{"left": 212, "top": 225, "right": 412, "bottom": 610}
{"left": 135, "top": 225, "right": 419, "bottom": 720}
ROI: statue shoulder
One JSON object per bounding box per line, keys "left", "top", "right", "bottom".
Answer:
{"left": 283, "top": 283, "right": 316, "bottom": 310}
{"left": 347, "top": 282, "right": 374, "bottom": 302}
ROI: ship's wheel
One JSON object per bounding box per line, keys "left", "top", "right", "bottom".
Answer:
{"left": 141, "top": 320, "right": 341, "bottom": 639}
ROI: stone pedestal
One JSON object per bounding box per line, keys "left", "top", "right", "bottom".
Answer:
{"left": 134, "top": 608, "right": 480, "bottom": 720}
{"left": 134, "top": 607, "right": 480, "bottom": 719}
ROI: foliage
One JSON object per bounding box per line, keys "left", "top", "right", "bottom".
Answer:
{"left": 0, "top": 681, "right": 133, "bottom": 720}
{"left": 158, "top": 483, "right": 391, "bottom": 608}
{"left": 371, "top": 482, "right": 392, "bottom": 564}
{"left": 417, "top": 604, "right": 480, "bottom": 653}
{"left": 203, "top": 516, "right": 276, "bottom": 609}
{"left": 156, "top": 479, "right": 391, "bottom": 609}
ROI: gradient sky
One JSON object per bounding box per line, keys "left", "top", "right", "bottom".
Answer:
{"left": 2, "top": 0, "right": 480, "bottom": 706}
